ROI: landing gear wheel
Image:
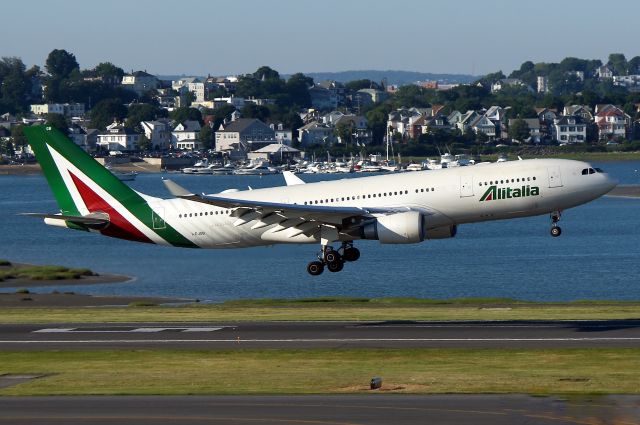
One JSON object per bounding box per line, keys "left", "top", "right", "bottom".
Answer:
{"left": 324, "top": 250, "right": 341, "bottom": 264}
{"left": 550, "top": 226, "right": 562, "bottom": 237}
{"left": 307, "top": 261, "right": 324, "bottom": 276}
{"left": 327, "top": 260, "right": 344, "bottom": 273}
{"left": 343, "top": 247, "right": 360, "bottom": 262}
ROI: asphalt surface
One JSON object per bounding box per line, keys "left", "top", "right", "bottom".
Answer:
{"left": 2, "top": 320, "right": 640, "bottom": 350}
{"left": 1, "top": 395, "right": 639, "bottom": 425}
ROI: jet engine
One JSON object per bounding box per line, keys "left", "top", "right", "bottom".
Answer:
{"left": 359, "top": 212, "right": 457, "bottom": 244}
{"left": 361, "top": 211, "right": 425, "bottom": 244}
{"left": 425, "top": 225, "right": 457, "bottom": 239}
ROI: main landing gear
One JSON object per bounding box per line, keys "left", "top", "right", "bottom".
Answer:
{"left": 307, "top": 242, "right": 361, "bottom": 276}
{"left": 550, "top": 211, "right": 562, "bottom": 237}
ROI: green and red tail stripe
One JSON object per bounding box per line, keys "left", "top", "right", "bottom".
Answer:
{"left": 24, "top": 125, "right": 197, "bottom": 248}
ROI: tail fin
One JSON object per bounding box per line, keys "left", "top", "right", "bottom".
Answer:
{"left": 24, "top": 125, "right": 142, "bottom": 216}
{"left": 23, "top": 125, "right": 195, "bottom": 247}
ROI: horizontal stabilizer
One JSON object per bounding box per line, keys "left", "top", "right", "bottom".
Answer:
{"left": 21, "top": 212, "right": 110, "bottom": 229}
{"left": 162, "top": 179, "right": 194, "bottom": 197}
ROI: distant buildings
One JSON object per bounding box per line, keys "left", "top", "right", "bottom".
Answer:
{"left": 121, "top": 71, "right": 159, "bottom": 96}
{"left": 30, "top": 103, "right": 85, "bottom": 117}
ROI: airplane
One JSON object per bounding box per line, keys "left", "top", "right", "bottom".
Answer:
{"left": 23, "top": 125, "right": 617, "bottom": 276}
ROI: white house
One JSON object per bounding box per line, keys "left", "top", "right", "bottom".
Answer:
{"left": 96, "top": 123, "right": 141, "bottom": 151}
{"left": 552, "top": 116, "right": 586, "bottom": 144}
{"left": 172, "top": 120, "right": 202, "bottom": 150}
{"left": 30, "top": 103, "right": 85, "bottom": 117}
{"left": 121, "top": 71, "right": 159, "bottom": 96}
{"left": 215, "top": 118, "right": 276, "bottom": 158}
{"left": 141, "top": 120, "right": 171, "bottom": 150}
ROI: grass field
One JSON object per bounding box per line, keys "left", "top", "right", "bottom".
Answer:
{"left": 3, "top": 298, "right": 640, "bottom": 324}
{"left": 1, "top": 348, "right": 639, "bottom": 396}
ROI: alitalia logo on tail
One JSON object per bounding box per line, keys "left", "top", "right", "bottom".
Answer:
{"left": 480, "top": 185, "right": 540, "bottom": 202}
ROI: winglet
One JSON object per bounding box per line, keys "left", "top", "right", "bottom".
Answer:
{"left": 283, "top": 171, "right": 305, "bottom": 186}
{"left": 162, "top": 178, "right": 194, "bottom": 197}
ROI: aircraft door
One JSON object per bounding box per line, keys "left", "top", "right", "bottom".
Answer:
{"left": 547, "top": 166, "right": 563, "bottom": 188}
{"left": 151, "top": 207, "right": 166, "bottom": 230}
{"left": 460, "top": 175, "right": 474, "bottom": 197}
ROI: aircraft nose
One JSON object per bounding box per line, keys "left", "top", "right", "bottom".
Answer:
{"left": 603, "top": 174, "right": 618, "bottom": 193}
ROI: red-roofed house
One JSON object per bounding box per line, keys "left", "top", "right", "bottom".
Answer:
{"left": 595, "top": 106, "right": 630, "bottom": 141}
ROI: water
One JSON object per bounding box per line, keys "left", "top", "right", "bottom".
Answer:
{"left": 1, "top": 162, "right": 640, "bottom": 302}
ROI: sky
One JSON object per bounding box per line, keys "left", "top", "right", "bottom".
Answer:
{"left": 3, "top": 0, "right": 640, "bottom": 78}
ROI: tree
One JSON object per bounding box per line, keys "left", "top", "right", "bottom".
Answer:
{"left": 45, "top": 113, "right": 69, "bottom": 134}
{"left": 334, "top": 121, "right": 354, "bottom": 146}
{"left": 253, "top": 66, "right": 280, "bottom": 81}
{"left": 607, "top": 53, "right": 628, "bottom": 75}
{"left": 198, "top": 125, "right": 214, "bottom": 150}
{"left": 170, "top": 107, "right": 202, "bottom": 125}
{"left": 286, "top": 73, "right": 313, "bottom": 108}
{"left": 45, "top": 49, "right": 79, "bottom": 80}
{"left": 241, "top": 103, "right": 270, "bottom": 121}
{"left": 0, "top": 57, "right": 31, "bottom": 114}
{"left": 125, "top": 103, "right": 163, "bottom": 130}
{"left": 94, "top": 62, "right": 124, "bottom": 79}
{"left": 508, "top": 119, "right": 530, "bottom": 142}
{"left": 10, "top": 125, "right": 27, "bottom": 153}
{"left": 89, "top": 98, "right": 127, "bottom": 129}
{"left": 137, "top": 134, "right": 151, "bottom": 151}
{"left": 345, "top": 79, "right": 380, "bottom": 92}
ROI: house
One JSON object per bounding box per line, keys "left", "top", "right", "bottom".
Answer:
{"left": 121, "top": 71, "right": 159, "bottom": 96}
{"left": 456, "top": 110, "right": 482, "bottom": 132}
{"left": 412, "top": 115, "right": 451, "bottom": 137}
{"left": 213, "top": 96, "right": 246, "bottom": 109}
{"left": 172, "top": 120, "right": 202, "bottom": 150}
{"left": 309, "top": 86, "right": 339, "bottom": 110}
{"left": 96, "top": 123, "right": 141, "bottom": 151}
{"left": 30, "top": 103, "right": 85, "bottom": 117}
{"left": 484, "top": 106, "right": 507, "bottom": 122}
{"left": 247, "top": 144, "right": 301, "bottom": 164}
{"left": 215, "top": 118, "right": 276, "bottom": 158}
{"left": 387, "top": 108, "right": 424, "bottom": 139}
{"left": 141, "top": 120, "right": 171, "bottom": 150}
{"left": 594, "top": 105, "right": 630, "bottom": 141}
{"left": 596, "top": 65, "right": 614, "bottom": 80}
{"left": 490, "top": 78, "right": 531, "bottom": 93}
{"left": 537, "top": 76, "right": 549, "bottom": 93}
{"left": 563, "top": 105, "right": 593, "bottom": 122}
{"left": 613, "top": 75, "right": 640, "bottom": 91}
{"left": 552, "top": 116, "right": 586, "bottom": 144}
{"left": 67, "top": 124, "right": 88, "bottom": 151}
{"left": 447, "top": 110, "right": 464, "bottom": 127}
{"left": 297, "top": 121, "right": 335, "bottom": 146}
{"left": 354, "top": 88, "right": 389, "bottom": 106}
{"left": 469, "top": 115, "right": 497, "bottom": 139}
{"left": 332, "top": 114, "right": 371, "bottom": 145}
{"left": 508, "top": 118, "right": 541, "bottom": 143}
{"left": 536, "top": 108, "right": 558, "bottom": 123}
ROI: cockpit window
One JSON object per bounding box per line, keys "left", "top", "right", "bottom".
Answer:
{"left": 595, "top": 167, "right": 604, "bottom": 173}
{"left": 582, "top": 168, "right": 598, "bottom": 175}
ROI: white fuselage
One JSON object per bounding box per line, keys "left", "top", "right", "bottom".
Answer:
{"left": 150, "top": 159, "right": 616, "bottom": 248}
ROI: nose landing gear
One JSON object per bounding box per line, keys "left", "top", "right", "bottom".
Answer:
{"left": 550, "top": 211, "right": 562, "bottom": 237}
{"left": 306, "top": 242, "right": 360, "bottom": 276}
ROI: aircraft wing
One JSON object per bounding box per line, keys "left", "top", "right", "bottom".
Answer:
{"left": 163, "top": 179, "right": 437, "bottom": 237}
{"left": 180, "top": 193, "right": 386, "bottom": 226}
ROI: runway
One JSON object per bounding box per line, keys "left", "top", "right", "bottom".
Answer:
{"left": 2, "top": 320, "right": 640, "bottom": 350}
{"left": 1, "top": 395, "right": 639, "bottom": 425}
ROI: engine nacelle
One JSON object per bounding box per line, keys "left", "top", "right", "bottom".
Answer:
{"left": 425, "top": 225, "right": 457, "bottom": 239}
{"left": 361, "top": 211, "right": 425, "bottom": 244}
